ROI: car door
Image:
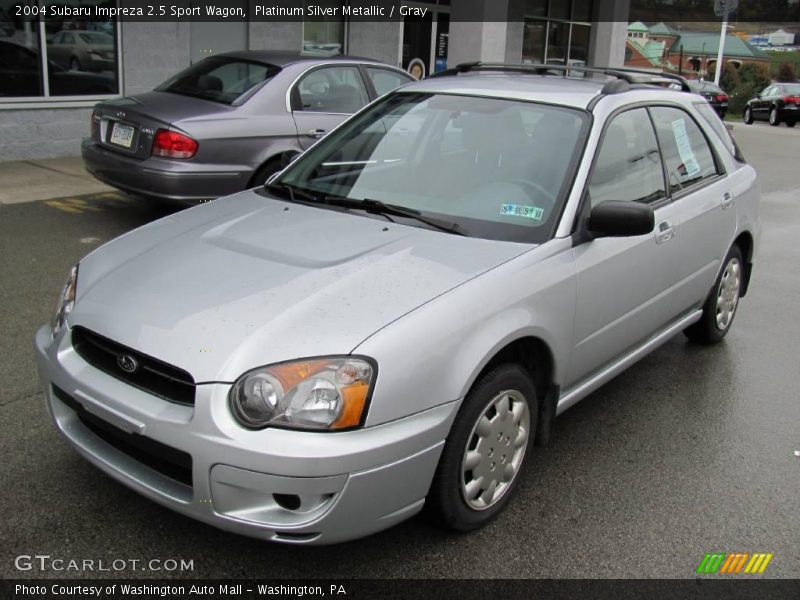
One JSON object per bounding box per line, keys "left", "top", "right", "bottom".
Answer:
{"left": 753, "top": 86, "right": 774, "bottom": 120}
{"left": 648, "top": 105, "right": 737, "bottom": 317}
{"left": 567, "top": 107, "right": 684, "bottom": 386}
{"left": 290, "top": 64, "right": 371, "bottom": 150}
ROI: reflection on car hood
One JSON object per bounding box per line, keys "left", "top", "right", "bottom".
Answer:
{"left": 71, "top": 192, "right": 530, "bottom": 382}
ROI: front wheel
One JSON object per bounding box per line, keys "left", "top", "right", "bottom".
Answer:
{"left": 769, "top": 107, "right": 781, "bottom": 126}
{"left": 684, "top": 245, "right": 744, "bottom": 345}
{"left": 743, "top": 107, "right": 753, "bottom": 124}
{"left": 427, "top": 364, "right": 537, "bottom": 531}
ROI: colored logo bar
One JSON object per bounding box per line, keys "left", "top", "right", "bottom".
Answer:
{"left": 696, "top": 552, "right": 773, "bottom": 574}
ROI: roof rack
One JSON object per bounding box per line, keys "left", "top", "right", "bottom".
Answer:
{"left": 428, "top": 62, "right": 691, "bottom": 93}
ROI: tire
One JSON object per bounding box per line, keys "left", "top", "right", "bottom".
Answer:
{"left": 769, "top": 106, "right": 781, "bottom": 126}
{"left": 743, "top": 107, "right": 753, "bottom": 124}
{"left": 69, "top": 57, "right": 81, "bottom": 71}
{"left": 684, "top": 245, "right": 744, "bottom": 345}
{"left": 250, "top": 159, "right": 284, "bottom": 188}
{"left": 427, "top": 363, "right": 537, "bottom": 531}
{"left": 786, "top": 120, "right": 796, "bottom": 128}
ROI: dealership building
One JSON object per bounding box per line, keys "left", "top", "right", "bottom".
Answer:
{"left": 0, "top": 0, "right": 631, "bottom": 160}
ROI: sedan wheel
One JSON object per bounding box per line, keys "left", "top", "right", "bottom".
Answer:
{"left": 769, "top": 107, "right": 780, "bottom": 126}
{"left": 427, "top": 364, "right": 537, "bottom": 531}
{"left": 715, "top": 256, "right": 742, "bottom": 331}
{"left": 70, "top": 57, "right": 81, "bottom": 71}
{"left": 743, "top": 107, "right": 753, "bottom": 124}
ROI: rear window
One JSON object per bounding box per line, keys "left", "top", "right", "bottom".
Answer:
{"left": 782, "top": 83, "right": 800, "bottom": 95}
{"left": 156, "top": 57, "right": 280, "bottom": 105}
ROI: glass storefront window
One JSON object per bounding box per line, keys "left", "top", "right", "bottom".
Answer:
{"left": 0, "top": 0, "right": 119, "bottom": 101}
{"left": 522, "top": 0, "right": 594, "bottom": 67}
{"left": 303, "top": 1, "right": 344, "bottom": 56}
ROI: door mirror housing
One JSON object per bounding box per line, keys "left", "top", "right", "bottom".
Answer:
{"left": 587, "top": 201, "right": 655, "bottom": 238}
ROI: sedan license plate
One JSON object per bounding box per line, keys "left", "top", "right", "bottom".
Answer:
{"left": 109, "top": 122, "right": 135, "bottom": 148}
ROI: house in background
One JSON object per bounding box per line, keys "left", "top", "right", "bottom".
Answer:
{"left": 624, "top": 22, "right": 771, "bottom": 79}
{"left": 767, "top": 28, "right": 795, "bottom": 46}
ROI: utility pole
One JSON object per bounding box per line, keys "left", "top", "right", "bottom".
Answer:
{"left": 714, "top": 0, "right": 729, "bottom": 85}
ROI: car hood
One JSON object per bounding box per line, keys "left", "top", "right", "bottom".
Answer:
{"left": 71, "top": 192, "right": 530, "bottom": 382}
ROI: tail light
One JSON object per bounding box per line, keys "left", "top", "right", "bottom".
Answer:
{"left": 152, "top": 129, "right": 198, "bottom": 159}
{"left": 716, "top": 94, "right": 728, "bottom": 102}
{"left": 784, "top": 96, "right": 800, "bottom": 104}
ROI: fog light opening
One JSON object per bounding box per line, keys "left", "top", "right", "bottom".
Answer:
{"left": 273, "top": 493, "right": 302, "bottom": 511}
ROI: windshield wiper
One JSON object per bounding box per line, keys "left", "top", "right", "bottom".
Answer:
{"left": 263, "top": 182, "right": 318, "bottom": 203}
{"left": 320, "top": 197, "right": 465, "bottom": 236}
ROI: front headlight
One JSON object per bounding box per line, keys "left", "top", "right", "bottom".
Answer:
{"left": 51, "top": 264, "right": 78, "bottom": 336}
{"left": 229, "top": 357, "right": 376, "bottom": 431}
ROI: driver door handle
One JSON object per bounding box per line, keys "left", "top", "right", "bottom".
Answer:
{"left": 306, "top": 128, "right": 327, "bottom": 139}
{"left": 655, "top": 220, "right": 675, "bottom": 244}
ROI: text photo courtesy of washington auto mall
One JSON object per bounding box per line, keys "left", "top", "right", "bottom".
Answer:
{"left": 1, "top": 0, "right": 799, "bottom": 598}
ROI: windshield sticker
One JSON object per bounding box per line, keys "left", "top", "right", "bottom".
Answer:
{"left": 670, "top": 118, "right": 701, "bottom": 178}
{"left": 500, "top": 204, "right": 544, "bottom": 220}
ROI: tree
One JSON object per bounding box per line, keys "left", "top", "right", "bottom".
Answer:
{"left": 708, "top": 62, "right": 741, "bottom": 93}
{"left": 729, "top": 62, "right": 773, "bottom": 115}
{"left": 776, "top": 62, "right": 797, "bottom": 82}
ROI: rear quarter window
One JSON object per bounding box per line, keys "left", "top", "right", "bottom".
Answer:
{"left": 694, "top": 102, "right": 745, "bottom": 163}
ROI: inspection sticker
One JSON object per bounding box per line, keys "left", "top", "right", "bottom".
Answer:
{"left": 500, "top": 204, "right": 544, "bottom": 220}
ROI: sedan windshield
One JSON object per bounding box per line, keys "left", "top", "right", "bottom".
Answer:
{"left": 156, "top": 57, "right": 280, "bottom": 105}
{"left": 275, "top": 92, "right": 589, "bottom": 242}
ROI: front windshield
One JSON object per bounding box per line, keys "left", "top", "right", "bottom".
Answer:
{"left": 276, "top": 92, "right": 589, "bottom": 242}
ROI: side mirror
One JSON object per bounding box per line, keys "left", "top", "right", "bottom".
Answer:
{"left": 587, "top": 201, "right": 655, "bottom": 238}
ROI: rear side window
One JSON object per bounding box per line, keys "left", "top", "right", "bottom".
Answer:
{"left": 694, "top": 102, "right": 745, "bottom": 163}
{"left": 649, "top": 106, "right": 720, "bottom": 194}
{"left": 295, "top": 66, "right": 370, "bottom": 114}
{"left": 366, "top": 67, "right": 412, "bottom": 97}
{"left": 588, "top": 108, "right": 665, "bottom": 207}
{"left": 156, "top": 57, "right": 280, "bottom": 105}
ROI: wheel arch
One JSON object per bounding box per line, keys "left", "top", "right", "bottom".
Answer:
{"left": 467, "top": 336, "right": 560, "bottom": 447}
{"left": 248, "top": 150, "right": 301, "bottom": 187}
{"left": 733, "top": 230, "right": 754, "bottom": 297}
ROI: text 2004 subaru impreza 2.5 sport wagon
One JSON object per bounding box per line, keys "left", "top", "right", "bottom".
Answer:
{"left": 36, "top": 64, "right": 760, "bottom": 545}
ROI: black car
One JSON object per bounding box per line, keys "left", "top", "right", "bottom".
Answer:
{"left": 0, "top": 40, "right": 116, "bottom": 97}
{"left": 743, "top": 82, "right": 800, "bottom": 127}
{"left": 687, "top": 79, "right": 728, "bottom": 118}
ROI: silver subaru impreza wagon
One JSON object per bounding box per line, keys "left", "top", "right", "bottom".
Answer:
{"left": 35, "top": 64, "right": 760, "bottom": 545}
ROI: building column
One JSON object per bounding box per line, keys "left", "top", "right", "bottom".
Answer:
{"left": 589, "top": 0, "right": 631, "bottom": 67}
{"left": 447, "top": 0, "right": 525, "bottom": 66}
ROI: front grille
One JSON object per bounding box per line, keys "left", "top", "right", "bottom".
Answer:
{"left": 52, "top": 385, "right": 193, "bottom": 487}
{"left": 72, "top": 326, "right": 195, "bottom": 406}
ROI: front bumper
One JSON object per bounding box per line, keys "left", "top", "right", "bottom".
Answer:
{"left": 82, "top": 139, "right": 252, "bottom": 203}
{"left": 35, "top": 325, "right": 457, "bottom": 544}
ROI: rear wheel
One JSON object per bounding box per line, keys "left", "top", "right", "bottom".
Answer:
{"left": 684, "top": 245, "right": 744, "bottom": 345}
{"left": 250, "top": 159, "right": 284, "bottom": 188}
{"left": 786, "top": 120, "right": 796, "bottom": 128}
{"left": 743, "top": 107, "right": 753, "bottom": 124}
{"left": 69, "top": 56, "right": 81, "bottom": 71}
{"left": 427, "top": 364, "right": 537, "bottom": 531}
{"left": 769, "top": 106, "right": 781, "bottom": 126}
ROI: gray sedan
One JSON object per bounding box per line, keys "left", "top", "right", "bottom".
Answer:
{"left": 40, "top": 64, "right": 759, "bottom": 544}
{"left": 82, "top": 52, "right": 413, "bottom": 202}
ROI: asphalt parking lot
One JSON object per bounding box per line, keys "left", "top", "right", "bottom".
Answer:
{"left": 1, "top": 122, "right": 798, "bottom": 579}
